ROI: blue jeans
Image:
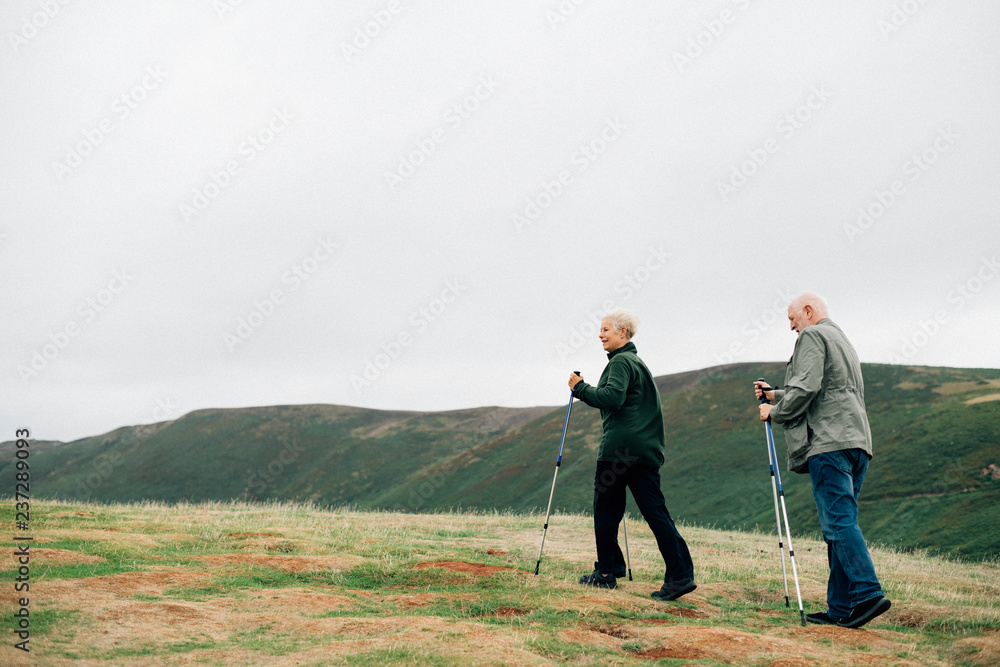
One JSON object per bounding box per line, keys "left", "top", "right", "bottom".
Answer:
{"left": 808, "top": 449, "right": 884, "bottom": 619}
{"left": 593, "top": 461, "right": 694, "bottom": 582}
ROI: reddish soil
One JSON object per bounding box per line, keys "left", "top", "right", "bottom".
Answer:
{"left": 196, "top": 553, "right": 362, "bottom": 573}
{"left": 633, "top": 644, "right": 711, "bottom": 660}
{"left": 489, "top": 606, "right": 527, "bottom": 618}
{"left": 31, "top": 548, "right": 105, "bottom": 564}
{"left": 636, "top": 617, "right": 675, "bottom": 625}
{"left": 589, "top": 623, "right": 637, "bottom": 639}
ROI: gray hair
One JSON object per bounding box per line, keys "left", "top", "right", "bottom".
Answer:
{"left": 790, "top": 291, "right": 829, "bottom": 318}
{"left": 602, "top": 308, "right": 639, "bottom": 340}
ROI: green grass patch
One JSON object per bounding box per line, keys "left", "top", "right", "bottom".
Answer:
{"left": 332, "top": 562, "right": 475, "bottom": 592}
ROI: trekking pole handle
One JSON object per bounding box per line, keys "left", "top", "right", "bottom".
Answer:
{"left": 756, "top": 378, "right": 775, "bottom": 422}
{"left": 755, "top": 378, "right": 773, "bottom": 404}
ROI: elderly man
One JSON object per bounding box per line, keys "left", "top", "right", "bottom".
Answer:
{"left": 754, "top": 292, "right": 891, "bottom": 629}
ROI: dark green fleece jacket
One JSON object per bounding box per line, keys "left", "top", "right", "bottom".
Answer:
{"left": 571, "top": 341, "right": 665, "bottom": 468}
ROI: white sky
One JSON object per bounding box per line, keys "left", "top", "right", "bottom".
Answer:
{"left": 3, "top": 1, "right": 999, "bottom": 443}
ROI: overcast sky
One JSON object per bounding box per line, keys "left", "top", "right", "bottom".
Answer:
{"left": 3, "top": 1, "right": 999, "bottom": 443}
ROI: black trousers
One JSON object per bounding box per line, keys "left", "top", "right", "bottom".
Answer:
{"left": 593, "top": 460, "right": 694, "bottom": 582}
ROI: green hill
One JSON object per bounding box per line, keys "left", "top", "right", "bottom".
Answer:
{"left": 11, "top": 363, "right": 1000, "bottom": 560}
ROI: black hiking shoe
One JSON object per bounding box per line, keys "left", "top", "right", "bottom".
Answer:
{"left": 651, "top": 577, "right": 696, "bottom": 601}
{"left": 579, "top": 565, "right": 617, "bottom": 589}
{"left": 806, "top": 611, "right": 840, "bottom": 625}
{"left": 838, "top": 596, "right": 891, "bottom": 629}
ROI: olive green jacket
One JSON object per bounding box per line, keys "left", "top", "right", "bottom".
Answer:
{"left": 770, "top": 319, "right": 873, "bottom": 473}
{"left": 571, "top": 342, "right": 665, "bottom": 468}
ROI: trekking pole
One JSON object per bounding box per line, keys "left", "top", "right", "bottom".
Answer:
{"left": 755, "top": 380, "right": 791, "bottom": 607}
{"left": 534, "top": 375, "right": 578, "bottom": 575}
{"left": 622, "top": 512, "right": 633, "bottom": 581}
{"left": 757, "top": 379, "right": 806, "bottom": 626}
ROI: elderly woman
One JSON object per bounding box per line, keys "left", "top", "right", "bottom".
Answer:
{"left": 568, "top": 308, "right": 696, "bottom": 600}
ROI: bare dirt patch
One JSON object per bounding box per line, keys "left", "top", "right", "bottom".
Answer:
{"left": 894, "top": 381, "right": 927, "bottom": 391}
{"left": 212, "top": 588, "right": 355, "bottom": 615}
{"left": 791, "top": 624, "right": 892, "bottom": 648}
{"left": 632, "top": 644, "right": 711, "bottom": 660}
{"left": 486, "top": 606, "right": 527, "bottom": 618}
{"left": 632, "top": 625, "right": 805, "bottom": 665}
{"left": 953, "top": 632, "right": 1000, "bottom": 666}
{"left": 73, "top": 569, "right": 210, "bottom": 597}
{"left": 392, "top": 593, "right": 441, "bottom": 608}
{"left": 559, "top": 627, "right": 622, "bottom": 651}
{"left": 967, "top": 393, "right": 1000, "bottom": 405}
{"left": 41, "top": 528, "right": 163, "bottom": 548}
{"left": 549, "top": 593, "right": 617, "bottom": 615}
{"left": 412, "top": 560, "right": 529, "bottom": 576}
{"left": 32, "top": 548, "right": 105, "bottom": 564}
{"left": 588, "top": 622, "right": 637, "bottom": 639}
{"left": 935, "top": 379, "right": 1000, "bottom": 395}
{"left": 661, "top": 604, "right": 706, "bottom": 619}
{"left": 636, "top": 617, "right": 675, "bottom": 625}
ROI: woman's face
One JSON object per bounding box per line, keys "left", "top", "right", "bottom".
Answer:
{"left": 599, "top": 319, "right": 628, "bottom": 353}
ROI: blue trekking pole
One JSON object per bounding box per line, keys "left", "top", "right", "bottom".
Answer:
{"left": 757, "top": 379, "right": 805, "bottom": 626}
{"left": 534, "top": 374, "right": 578, "bottom": 575}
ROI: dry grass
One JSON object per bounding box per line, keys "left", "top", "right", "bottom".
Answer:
{"left": 0, "top": 498, "right": 997, "bottom": 666}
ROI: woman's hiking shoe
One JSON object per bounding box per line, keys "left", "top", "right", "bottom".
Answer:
{"left": 651, "top": 578, "right": 696, "bottom": 601}
{"left": 579, "top": 567, "right": 617, "bottom": 589}
{"left": 838, "top": 596, "right": 891, "bottom": 629}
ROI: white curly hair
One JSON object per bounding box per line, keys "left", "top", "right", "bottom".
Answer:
{"left": 602, "top": 307, "right": 639, "bottom": 340}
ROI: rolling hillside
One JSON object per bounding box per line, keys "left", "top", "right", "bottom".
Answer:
{"left": 9, "top": 363, "right": 1000, "bottom": 559}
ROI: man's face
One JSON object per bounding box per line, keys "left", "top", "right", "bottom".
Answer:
{"left": 788, "top": 305, "right": 809, "bottom": 334}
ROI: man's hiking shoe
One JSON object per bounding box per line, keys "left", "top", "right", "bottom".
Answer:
{"left": 838, "top": 596, "right": 891, "bottom": 629}
{"left": 651, "top": 577, "right": 696, "bottom": 601}
{"left": 579, "top": 568, "right": 617, "bottom": 589}
{"left": 806, "top": 611, "right": 840, "bottom": 625}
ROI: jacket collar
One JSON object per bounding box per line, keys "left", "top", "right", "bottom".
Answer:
{"left": 607, "top": 341, "right": 637, "bottom": 360}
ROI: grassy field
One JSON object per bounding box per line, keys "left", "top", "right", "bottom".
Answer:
{"left": 1, "top": 499, "right": 998, "bottom": 666}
